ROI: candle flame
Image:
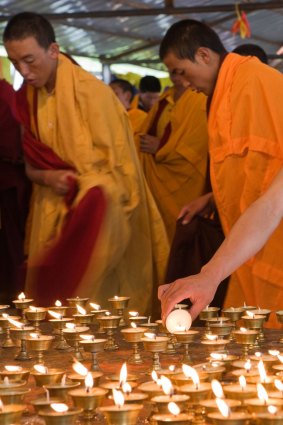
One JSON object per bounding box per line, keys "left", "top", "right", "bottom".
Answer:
{"left": 7, "top": 317, "right": 24, "bottom": 329}
{"left": 29, "top": 333, "right": 40, "bottom": 339}
{"left": 239, "top": 375, "right": 246, "bottom": 390}
{"left": 169, "top": 365, "right": 175, "bottom": 372}
{"left": 48, "top": 310, "right": 62, "bottom": 320}
{"left": 246, "top": 310, "right": 255, "bottom": 318}
{"left": 5, "top": 365, "right": 22, "bottom": 372}
{"left": 144, "top": 332, "right": 156, "bottom": 340}
{"left": 72, "top": 360, "right": 88, "bottom": 376}
{"left": 114, "top": 295, "right": 119, "bottom": 300}
{"left": 80, "top": 334, "right": 95, "bottom": 341}
{"left": 65, "top": 323, "right": 76, "bottom": 330}
{"left": 51, "top": 403, "right": 69, "bottom": 413}
{"left": 122, "top": 382, "right": 132, "bottom": 394}
{"left": 151, "top": 370, "right": 158, "bottom": 383}
{"left": 268, "top": 406, "right": 278, "bottom": 415}
{"left": 278, "top": 354, "right": 283, "bottom": 364}
{"left": 211, "top": 379, "right": 224, "bottom": 398}
{"left": 89, "top": 303, "right": 101, "bottom": 311}
{"left": 130, "top": 322, "right": 137, "bottom": 329}
{"left": 61, "top": 374, "right": 67, "bottom": 386}
{"left": 268, "top": 350, "right": 279, "bottom": 357}
{"left": 211, "top": 353, "right": 227, "bottom": 361}
{"left": 182, "top": 365, "right": 199, "bottom": 388}
{"left": 274, "top": 379, "right": 283, "bottom": 392}
{"left": 129, "top": 311, "right": 139, "bottom": 317}
{"left": 18, "top": 292, "right": 25, "bottom": 300}
{"left": 257, "top": 383, "right": 269, "bottom": 402}
{"left": 29, "top": 306, "right": 38, "bottom": 312}
{"left": 34, "top": 364, "right": 48, "bottom": 374}
{"left": 76, "top": 304, "right": 86, "bottom": 315}
{"left": 160, "top": 375, "right": 174, "bottom": 396}
{"left": 255, "top": 352, "right": 262, "bottom": 358}
{"left": 55, "top": 300, "right": 62, "bottom": 307}
{"left": 45, "top": 388, "right": 50, "bottom": 403}
{"left": 216, "top": 398, "right": 231, "bottom": 418}
{"left": 105, "top": 311, "right": 111, "bottom": 316}
{"left": 258, "top": 360, "right": 267, "bottom": 383}
{"left": 0, "top": 399, "right": 3, "bottom": 411}
{"left": 85, "top": 372, "right": 94, "bottom": 391}
{"left": 240, "top": 327, "right": 248, "bottom": 332}
{"left": 205, "top": 334, "right": 218, "bottom": 341}
{"left": 244, "top": 359, "right": 251, "bottom": 372}
{"left": 119, "top": 363, "right": 127, "bottom": 386}
{"left": 2, "top": 313, "right": 8, "bottom": 319}
{"left": 168, "top": 402, "right": 180, "bottom": 416}
{"left": 113, "top": 388, "right": 124, "bottom": 407}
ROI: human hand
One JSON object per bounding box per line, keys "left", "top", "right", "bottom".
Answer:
{"left": 178, "top": 192, "right": 214, "bottom": 225}
{"left": 140, "top": 134, "right": 160, "bottom": 154}
{"left": 158, "top": 272, "right": 219, "bottom": 322}
{"left": 45, "top": 170, "right": 77, "bottom": 196}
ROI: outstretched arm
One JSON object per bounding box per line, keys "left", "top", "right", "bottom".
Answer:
{"left": 159, "top": 166, "right": 283, "bottom": 321}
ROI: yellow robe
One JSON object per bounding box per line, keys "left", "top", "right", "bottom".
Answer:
{"left": 128, "top": 108, "right": 147, "bottom": 134}
{"left": 137, "top": 87, "right": 209, "bottom": 242}
{"left": 25, "top": 53, "right": 169, "bottom": 315}
{"left": 208, "top": 53, "right": 283, "bottom": 327}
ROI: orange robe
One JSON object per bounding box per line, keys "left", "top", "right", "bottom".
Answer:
{"left": 208, "top": 53, "right": 283, "bottom": 327}
{"left": 137, "top": 87, "right": 209, "bottom": 242}
{"left": 128, "top": 108, "right": 147, "bottom": 134}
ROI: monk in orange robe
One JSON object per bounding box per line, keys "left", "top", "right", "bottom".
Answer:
{"left": 131, "top": 75, "right": 161, "bottom": 113}
{"left": 4, "top": 12, "right": 168, "bottom": 315}
{"left": 109, "top": 78, "right": 147, "bottom": 134}
{"left": 158, "top": 19, "right": 283, "bottom": 327}
{"left": 136, "top": 72, "right": 209, "bottom": 242}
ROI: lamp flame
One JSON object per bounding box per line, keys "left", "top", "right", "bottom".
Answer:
{"left": 122, "top": 382, "right": 132, "bottom": 394}
{"left": 246, "top": 310, "right": 255, "bottom": 318}
{"left": 216, "top": 398, "right": 231, "bottom": 418}
{"left": 34, "top": 364, "right": 48, "bottom": 374}
{"left": 168, "top": 402, "right": 180, "bottom": 416}
{"left": 182, "top": 365, "right": 199, "bottom": 389}
{"left": 85, "top": 372, "right": 94, "bottom": 392}
{"left": 119, "top": 363, "right": 127, "bottom": 386}
{"left": 7, "top": 317, "right": 24, "bottom": 329}
{"left": 5, "top": 366, "right": 22, "bottom": 372}
{"left": 80, "top": 334, "right": 95, "bottom": 341}
{"left": 61, "top": 374, "right": 67, "bottom": 386}
{"left": 129, "top": 311, "right": 139, "bottom": 317}
{"left": 240, "top": 327, "right": 248, "bottom": 332}
{"left": 169, "top": 365, "right": 175, "bottom": 372}
{"left": 72, "top": 361, "right": 88, "bottom": 376}
{"left": 51, "top": 403, "right": 69, "bottom": 413}
{"left": 160, "top": 376, "right": 174, "bottom": 396}
{"left": 257, "top": 383, "right": 269, "bottom": 402}
{"left": 211, "top": 379, "right": 224, "bottom": 398}
{"left": 0, "top": 399, "right": 3, "bottom": 412}
{"left": 66, "top": 323, "right": 76, "bottom": 330}
{"left": 211, "top": 353, "right": 227, "bottom": 361}
{"left": 268, "top": 350, "right": 279, "bottom": 357}
{"left": 144, "top": 332, "right": 156, "bottom": 340}
{"left": 113, "top": 389, "right": 124, "bottom": 407}
{"left": 18, "top": 292, "right": 25, "bottom": 300}
{"left": 278, "top": 354, "right": 283, "bottom": 364}
{"left": 205, "top": 334, "right": 218, "bottom": 341}
{"left": 55, "top": 300, "right": 62, "bottom": 307}
{"left": 48, "top": 310, "right": 62, "bottom": 320}
{"left": 244, "top": 359, "right": 251, "bottom": 372}
{"left": 89, "top": 303, "right": 101, "bottom": 311}
{"left": 29, "top": 333, "right": 40, "bottom": 339}
{"left": 274, "top": 379, "right": 283, "bottom": 392}
{"left": 152, "top": 370, "right": 158, "bottom": 383}
{"left": 131, "top": 322, "right": 137, "bottom": 329}
{"left": 29, "top": 306, "right": 38, "bottom": 312}
{"left": 239, "top": 375, "right": 246, "bottom": 390}
{"left": 76, "top": 304, "right": 86, "bottom": 315}
{"left": 258, "top": 360, "right": 267, "bottom": 383}
{"left": 268, "top": 406, "right": 278, "bottom": 415}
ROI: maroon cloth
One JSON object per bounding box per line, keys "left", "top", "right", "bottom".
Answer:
{"left": 15, "top": 78, "right": 107, "bottom": 304}
{"left": 147, "top": 96, "right": 172, "bottom": 153}
{"left": 0, "top": 80, "right": 31, "bottom": 301}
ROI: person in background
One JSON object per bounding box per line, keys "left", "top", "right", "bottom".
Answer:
{"left": 109, "top": 78, "right": 147, "bottom": 133}
{"left": 0, "top": 78, "right": 31, "bottom": 303}
{"left": 3, "top": 12, "right": 168, "bottom": 314}
{"left": 131, "top": 75, "right": 161, "bottom": 113}
{"left": 158, "top": 19, "right": 283, "bottom": 327}
{"left": 136, "top": 69, "right": 209, "bottom": 242}
{"left": 233, "top": 43, "right": 268, "bottom": 64}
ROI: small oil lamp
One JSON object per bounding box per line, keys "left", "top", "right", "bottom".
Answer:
{"left": 151, "top": 376, "right": 190, "bottom": 414}
{"left": 39, "top": 402, "right": 82, "bottom": 425}
{"left": 208, "top": 397, "right": 251, "bottom": 425}
{"left": 245, "top": 360, "right": 276, "bottom": 390}
{"left": 155, "top": 319, "right": 177, "bottom": 355}
{"left": 152, "top": 401, "right": 193, "bottom": 424}
{"left": 89, "top": 303, "right": 108, "bottom": 333}
{"left": 0, "top": 314, "right": 21, "bottom": 348}
{"left": 25, "top": 333, "right": 55, "bottom": 364}
{"left": 73, "top": 304, "right": 94, "bottom": 325}
{"left": 250, "top": 352, "right": 279, "bottom": 372}
{"left": 244, "top": 383, "right": 283, "bottom": 413}
{"left": 223, "top": 375, "right": 257, "bottom": 403}
{"left": 222, "top": 307, "right": 245, "bottom": 325}
{"left": 32, "top": 364, "right": 66, "bottom": 386}
{"left": 0, "top": 377, "right": 26, "bottom": 391}
{"left": 173, "top": 329, "right": 199, "bottom": 363}
{"left": 49, "top": 300, "right": 68, "bottom": 317}
{"left": 68, "top": 360, "right": 103, "bottom": 387}
{"left": 69, "top": 372, "right": 107, "bottom": 421}
{"left": 142, "top": 333, "right": 169, "bottom": 371}
{"left": 208, "top": 353, "right": 239, "bottom": 372}
{"left": 195, "top": 362, "right": 225, "bottom": 382}
{"left": 24, "top": 306, "right": 47, "bottom": 332}
{"left": 128, "top": 311, "right": 147, "bottom": 326}
{"left": 200, "top": 379, "right": 241, "bottom": 416}
{"left": 121, "top": 322, "right": 147, "bottom": 364}
{"left": 108, "top": 295, "right": 130, "bottom": 326}
{"left": 79, "top": 334, "right": 106, "bottom": 370}
{"left": 31, "top": 388, "right": 62, "bottom": 413}
{"left": 176, "top": 366, "right": 212, "bottom": 403}
{"left": 48, "top": 310, "right": 74, "bottom": 350}
{"left": 257, "top": 405, "right": 283, "bottom": 425}
{"left": 62, "top": 322, "right": 89, "bottom": 360}
{"left": 233, "top": 328, "right": 258, "bottom": 358}
{"left": 0, "top": 366, "right": 29, "bottom": 382}
{"left": 99, "top": 388, "right": 143, "bottom": 425}
{"left": 201, "top": 334, "right": 230, "bottom": 353}
{"left": 242, "top": 310, "right": 266, "bottom": 347}
{"left": 231, "top": 358, "right": 259, "bottom": 378}
{"left": 0, "top": 388, "right": 30, "bottom": 405}
{"left": 199, "top": 306, "right": 220, "bottom": 333}
{"left": 66, "top": 297, "right": 89, "bottom": 308}
{"left": 44, "top": 374, "right": 80, "bottom": 401}
{"left": 8, "top": 317, "right": 34, "bottom": 361}
{"left": 0, "top": 399, "right": 26, "bottom": 425}
{"left": 138, "top": 371, "right": 165, "bottom": 398}
{"left": 13, "top": 292, "right": 33, "bottom": 323}
{"left": 171, "top": 363, "right": 208, "bottom": 387}
{"left": 96, "top": 312, "right": 121, "bottom": 350}
{"left": 209, "top": 321, "right": 234, "bottom": 339}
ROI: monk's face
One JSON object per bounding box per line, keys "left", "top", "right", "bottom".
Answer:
{"left": 163, "top": 49, "right": 218, "bottom": 96}
{"left": 110, "top": 83, "right": 131, "bottom": 110}
{"left": 139, "top": 91, "right": 160, "bottom": 112}
{"left": 5, "top": 36, "right": 59, "bottom": 92}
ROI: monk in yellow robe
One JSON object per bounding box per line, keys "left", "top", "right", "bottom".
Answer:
{"left": 109, "top": 78, "right": 147, "bottom": 134}
{"left": 4, "top": 12, "right": 168, "bottom": 315}
{"left": 131, "top": 75, "right": 161, "bottom": 113}
{"left": 158, "top": 19, "right": 283, "bottom": 328}
{"left": 136, "top": 72, "right": 209, "bottom": 242}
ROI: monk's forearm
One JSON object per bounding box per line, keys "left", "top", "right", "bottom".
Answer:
{"left": 202, "top": 171, "right": 283, "bottom": 285}
{"left": 25, "top": 163, "right": 51, "bottom": 186}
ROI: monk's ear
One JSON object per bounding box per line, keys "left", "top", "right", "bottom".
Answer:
{"left": 195, "top": 47, "right": 211, "bottom": 65}
{"left": 48, "top": 42, "right": 60, "bottom": 59}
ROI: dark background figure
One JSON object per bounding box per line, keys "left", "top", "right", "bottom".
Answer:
{"left": 0, "top": 79, "right": 31, "bottom": 303}
{"left": 233, "top": 43, "right": 268, "bottom": 64}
